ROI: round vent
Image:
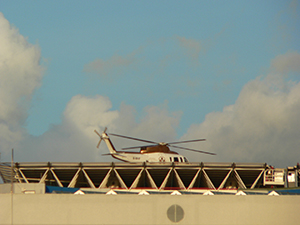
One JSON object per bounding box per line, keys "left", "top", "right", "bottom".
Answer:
{"left": 167, "top": 204, "right": 184, "bottom": 223}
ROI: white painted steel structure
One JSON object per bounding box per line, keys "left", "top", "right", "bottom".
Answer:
{"left": 1, "top": 162, "right": 290, "bottom": 190}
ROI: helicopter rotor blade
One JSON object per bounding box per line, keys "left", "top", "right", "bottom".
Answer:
{"left": 169, "top": 144, "right": 216, "bottom": 155}
{"left": 168, "top": 139, "right": 206, "bottom": 145}
{"left": 97, "top": 140, "right": 102, "bottom": 148}
{"left": 94, "top": 130, "right": 102, "bottom": 148}
{"left": 94, "top": 129, "right": 101, "bottom": 137}
{"left": 109, "top": 133, "right": 158, "bottom": 144}
{"left": 107, "top": 131, "right": 213, "bottom": 155}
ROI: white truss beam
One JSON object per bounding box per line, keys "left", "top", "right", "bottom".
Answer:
{"left": 50, "top": 168, "right": 63, "bottom": 187}
{"left": 250, "top": 169, "right": 264, "bottom": 189}
{"left": 18, "top": 169, "right": 29, "bottom": 183}
{"left": 82, "top": 169, "right": 96, "bottom": 189}
{"left": 68, "top": 168, "right": 81, "bottom": 188}
{"left": 39, "top": 169, "right": 50, "bottom": 184}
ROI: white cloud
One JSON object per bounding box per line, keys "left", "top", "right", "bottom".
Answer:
{"left": 182, "top": 52, "right": 300, "bottom": 167}
{"left": 64, "top": 95, "right": 119, "bottom": 139}
{"left": 120, "top": 103, "right": 181, "bottom": 142}
{"left": 17, "top": 96, "right": 181, "bottom": 162}
{"left": 0, "top": 13, "right": 43, "bottom": 153}
{"left": 16, "top": 95, "right": 119, "bottom": 162}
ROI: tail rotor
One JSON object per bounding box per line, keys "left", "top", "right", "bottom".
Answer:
{"left": 94, "top": 127, "right": 107, "bottom": 148}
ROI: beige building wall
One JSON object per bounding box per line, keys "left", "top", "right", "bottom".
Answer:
{"left": 0, "top": 193, "right": 299, "bottom": 225}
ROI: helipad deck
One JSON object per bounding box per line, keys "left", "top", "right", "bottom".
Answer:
{"left": 2, "top": 162, "right": 298, "bottom": 190}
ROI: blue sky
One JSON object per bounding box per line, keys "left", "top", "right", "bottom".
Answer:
{"left": 0, "top": 1, "right": 299, "bottom": 167}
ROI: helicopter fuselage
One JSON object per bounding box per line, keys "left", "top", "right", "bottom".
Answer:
{"left": 111, "top": 151, "right": 188, "bottom": 163}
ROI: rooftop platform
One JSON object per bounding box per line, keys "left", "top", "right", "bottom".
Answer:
{"left": 1, "top": 162, "right": 299, "bottom": 190}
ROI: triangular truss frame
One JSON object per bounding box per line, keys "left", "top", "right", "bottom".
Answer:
{"left": 1, "top": 162, "right": 271, "bottom": 190}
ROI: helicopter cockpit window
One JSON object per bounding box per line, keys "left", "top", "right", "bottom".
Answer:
{"left": 184, "top": 157, "right": 188, "bottom": 162}
{"left": 174, "top": 157, "right": 179, "bottom": 162}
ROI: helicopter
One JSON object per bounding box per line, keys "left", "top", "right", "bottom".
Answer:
{"left": 94, "top": 128, "right": 216, "bottom": 163}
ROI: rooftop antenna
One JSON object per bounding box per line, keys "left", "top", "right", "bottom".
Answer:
{"left": 11, "top": 149, "right": 14, "bottom": 194}
{"left": 10, "top": 149, "right": 14, "bottom": 225}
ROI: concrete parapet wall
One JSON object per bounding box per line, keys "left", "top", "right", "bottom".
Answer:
{"left": 0, "top": 183, "right": 45, "bottom": 194}
{"left": 0, "top": 194, "right": 299, "bottom": 225}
